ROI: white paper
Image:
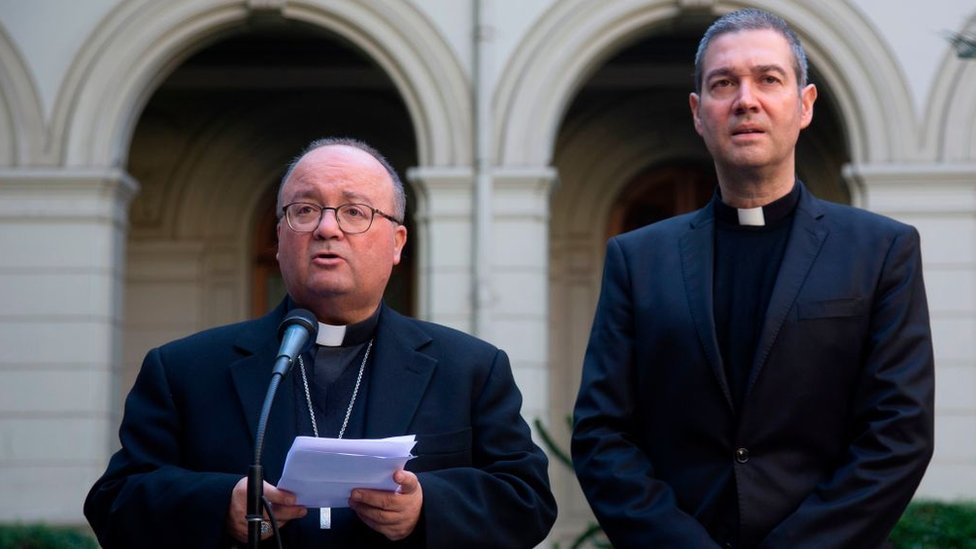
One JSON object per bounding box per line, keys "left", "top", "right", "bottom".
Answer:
{"left": 277, "top": 435, "right": 416, "bottom": 508}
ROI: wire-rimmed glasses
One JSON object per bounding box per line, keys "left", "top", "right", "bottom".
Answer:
{"left": 281, "top": 202, "right": 401, "bottom": 234}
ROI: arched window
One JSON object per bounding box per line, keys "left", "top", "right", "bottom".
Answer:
{"left": 607, "top": 161, "right": 716, "bottom": 238}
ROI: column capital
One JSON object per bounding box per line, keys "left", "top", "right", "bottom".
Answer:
{"left": 492, "top": 166, "right": 558, "bottom": 220}
{"left": 406, "top": 166, "right": 475, "bottom": 221}
{"left": 0, "top": 167, "right": 139, "bottom": 224}
{"left": 493, "top": 166, "right": 558, "bottom": 189}
{"left": 843, "top": 162, "right": 976, "bottom": 185}
{"left": 843, "top": 162, "right": 976, "bottom": 214}
{"left": 406, "top": 166, "right": 474, "bottom": 189}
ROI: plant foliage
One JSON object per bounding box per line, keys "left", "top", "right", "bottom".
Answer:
{"left": 0, "top": 524, "right": 97, "bottom": 549}
{"left": 889, "top": 500, "right": 976, "bottom": 549}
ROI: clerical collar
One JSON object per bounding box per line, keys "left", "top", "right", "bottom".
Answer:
{"left": 314, "top": 305, "right": 380, "bottom": 347}
{"left": 713, "top": 182, "right": 800, "bottom": 227}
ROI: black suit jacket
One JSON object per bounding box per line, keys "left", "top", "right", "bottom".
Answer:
{"left": 85, "top": 301, "right": 556, "bottom": 548}
{"left": 572, "top": 183, "right": 934, "bottom": 548}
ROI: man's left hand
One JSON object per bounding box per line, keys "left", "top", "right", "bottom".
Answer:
{"left": 349, "top": 470, "right": 422, "bottom": 541}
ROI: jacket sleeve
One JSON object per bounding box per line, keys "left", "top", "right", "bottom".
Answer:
{"left": 572, "top": 238, "right": 720, "bottom": 548}
{"left": 83, "top": 347, "right": 241, "bottom": 549}
{"left": 417, "top": 348, "right": 557, "bottom": 548}
{"left": 759, "top": 226, "right": 935, "bottom": 548}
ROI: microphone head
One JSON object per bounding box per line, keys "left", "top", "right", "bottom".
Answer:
{"left": 278, "top": 308, "right": 319, "bottom": 354}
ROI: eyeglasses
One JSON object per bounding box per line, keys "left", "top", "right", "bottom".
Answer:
{"left": 281, "top": 202, "right": 402, "bottom": 234}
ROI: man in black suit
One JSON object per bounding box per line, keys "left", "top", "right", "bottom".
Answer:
{"left": 85, "top": 138, "right": 556, "bottom": 547}
{"left": 572, "top": 8, "right": 934, "bottom": 548}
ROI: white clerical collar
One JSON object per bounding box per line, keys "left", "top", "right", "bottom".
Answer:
{"left": 316, "top": 322, "right": 347, "bottom": 347}
{"left": 737, "top": 207, "right": 766, "bottom": 227}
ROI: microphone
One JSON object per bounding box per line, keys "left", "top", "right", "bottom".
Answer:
{"left": 271, "top": 308, "right": 318, "bottom": 377}
{"left": 248, "top": 308, "right": 319, "bottom": 548}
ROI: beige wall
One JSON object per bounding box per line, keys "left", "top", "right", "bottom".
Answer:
{"left": 0, "top": 2, "right": 973, "bottom": 546}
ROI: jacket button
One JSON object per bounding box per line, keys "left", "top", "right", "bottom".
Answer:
{"left": 735, "top": 447, "right": 750, "bottom": 463}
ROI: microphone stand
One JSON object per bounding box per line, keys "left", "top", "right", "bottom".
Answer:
{"left": 246, "top": 308, "right": 316, "bottom": 548}
{"left": 247, "top": 355, "right": 293, "bottom": 549}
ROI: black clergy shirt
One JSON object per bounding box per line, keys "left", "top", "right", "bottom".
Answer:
{"left": 713, "top": 183, "right": 799, "bottom": 411}
{"left": 710, "top": 183, "right": 799, "bottom": 547}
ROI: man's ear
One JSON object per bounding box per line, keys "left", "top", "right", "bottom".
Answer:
{"left": 799, "top": 84, "right": 817, "bottom": 129}
{"left": 689, "top": 92, "right": 703, "bottom": 136}
{"left": 275, "top": 221, "right": 282, "bottom": 262}
{"left": 392, "top": 224, "right": 407, "bottom": 265}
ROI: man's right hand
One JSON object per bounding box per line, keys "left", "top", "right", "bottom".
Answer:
{"left": 225, "top": 477, "right": 308, "bottom": 542}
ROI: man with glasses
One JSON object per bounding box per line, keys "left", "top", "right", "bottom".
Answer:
{"left": 573, "top": 8, "right": 934, "bottom": 548}
{"left": 85, "top": 138, "right": 557, "bottom": 547}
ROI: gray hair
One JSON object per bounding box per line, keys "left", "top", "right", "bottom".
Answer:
{"left": 277, "top": 137, "right": 406, "bottom": 221}
{"left": 694, "top": 8, "right": 809, "bottom": 94}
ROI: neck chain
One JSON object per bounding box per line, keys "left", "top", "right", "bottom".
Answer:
{"left": 297, "top": 339, "right": 373, "bottom": 439}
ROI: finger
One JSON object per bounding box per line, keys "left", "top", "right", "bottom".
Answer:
{"left": 270, "top": 503, "right": 308, "bottom": 522}
{"left": 354, "top": 511, "right": 385, "bottom": 534}
{"left": 351, "top": 504, "right": 413, "bottom": 541}
{"left": 393, "top": 470, "right": 419, "bottom": 494}
{"left": 350, "top": 472, "right": 421, "bottom": 510}
{"left": 263, "top": 481, "right": 298, "bottom": 506}
{"left": 350, "top": 500, "right": 400, "bottom": 526}
{"left": 230, "top": 480, "right": 304, "bottom": 541}
{"left": 226, "top": 477, "right": 249, "bottom": 542}
{"left": 350, "top": 487, "right": 395, "bottom": 509}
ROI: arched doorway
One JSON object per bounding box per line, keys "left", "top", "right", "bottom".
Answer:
{"left": 123, "top": 22, "right": 417, "bottom": 393}
{"left": 607, "top": 162, "right": 716, "bottom": 237}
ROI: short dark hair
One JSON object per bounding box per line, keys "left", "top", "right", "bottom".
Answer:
{"left": 693, "top": 8, "right": 809, "bottom": 94}
{"left": 277, "top": 137, "right": 406, "bottom": 221}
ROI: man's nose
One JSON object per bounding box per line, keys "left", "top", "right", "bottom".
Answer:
{"left": 733, "top": 81, "right": 760, "bottom": 112}
{"left": 313, "top": 208, "right": 343, "bottom": 238}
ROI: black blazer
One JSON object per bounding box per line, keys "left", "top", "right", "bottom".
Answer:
{"left": 85, "top": 301, "right": 556, "bottom": 548}
{"left": 572, "top": 183, "right": 934, "bottom": 548}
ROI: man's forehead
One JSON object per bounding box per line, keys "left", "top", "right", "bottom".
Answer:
{"left": 297, "top": 145, "right": 385, "bottom": 174}
{"left": 288, "top": 186, "right": 370, "bottom": 200}
{"left": 704, "top": 64, "right": 789, "bottom": 81}
{"left": 703, "top": 28, "right": 793, "bottom": 70}
{"left": 285, "top": 146, "right": 391, "bottom": 194}
{"left": 291, "top": 145, "right": 390, "bottom": 183}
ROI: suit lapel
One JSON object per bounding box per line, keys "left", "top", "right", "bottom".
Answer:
{"left": 229, "top": 300, "right": 299, "bottom": 478}
{"left": 746, "top": 186, "right": 828, "bottom": 396}
{"left": 363, "top": 306, "right": 437, "bottom": 438}
{"left": 680, "top": 203, "right": 734, "bottom": 411}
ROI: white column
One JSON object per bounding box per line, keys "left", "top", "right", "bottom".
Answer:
{"left": 410, "top": 163, "right": 558, "bottom": 474}
{"left": 407, "top": 167, "right": 475, "bottom": 333}
{"left": 123, "top": 241, "right": 207, "bottom": 398}
{"left": 547, "top": 231, "right": 606, "bottom": 544}
{"left": 847, "top": 162, "right": 976, "bottom": 499}
{"left": 491, "top": 167, "right": 557, "bottom": 426}
{"left": 0, "top": 168, "right": 137, "bottom": 522}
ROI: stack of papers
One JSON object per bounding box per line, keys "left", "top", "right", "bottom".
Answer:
{"left": 277, "top": 435, "right": 417, "bottom": 508}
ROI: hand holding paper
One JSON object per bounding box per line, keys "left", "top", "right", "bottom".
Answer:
{"left": 277, "top": 435, "right": 417, "bottom": 508}
{"left": 350, "top": 469, "right": 423, "bottom": 541}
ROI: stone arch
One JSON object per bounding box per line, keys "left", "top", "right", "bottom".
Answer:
{"left": 551, "top": 95, "right": 711, "bottom": 241}
{"left": 923, "top": 11, "right": 976, "bottom": 161}
{"left": 0, "top": 23, "right": 45, "bottom": 166}
{"left": 54, "top": 0, "right": 470, "bottom": 170}
{"left": 495, "top": 0, "right": 917, "bottom": 167}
